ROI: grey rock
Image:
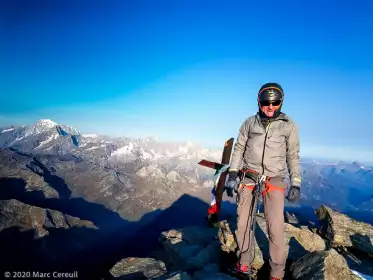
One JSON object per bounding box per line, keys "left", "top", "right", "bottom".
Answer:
{"left": 186, "top": 241, "right": 221, "bottom": 270}
{"left": 291, "top": 248, "right": 358, "bottom": 280}
{"left": 159, "top": 226, "right": 219, "bottom": 270}
{"left": 316, "top": 205, "right": 373, "bottom": 256}
{"left": 110, "top": 257, "right": 167, "bottom": 279}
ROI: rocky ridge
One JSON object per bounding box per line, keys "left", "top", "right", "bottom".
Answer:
{"left": 109, "top": 206, "right": 373, "bottom": 280}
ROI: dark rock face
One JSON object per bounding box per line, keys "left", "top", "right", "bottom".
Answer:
{"left": 316, "top": 205, "right": 373, "bottom": 256}
{"left": 290, "top": 249, "right": 358, "bottom": 280}
{"left": 0, "top": 147, "right": 213, "bottom": 279}
{"left": 0, "top": 199, "right": 99, "bottom": 270}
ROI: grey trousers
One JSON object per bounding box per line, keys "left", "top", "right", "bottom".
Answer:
{"left": 235, "top": 176, "right": 286, "bottom": 279}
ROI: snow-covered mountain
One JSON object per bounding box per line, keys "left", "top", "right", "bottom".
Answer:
{"left": 1, "top": 118, "right": 373, "bottom": 223}
{"left": 0, "top": 119, "right": 222, "bottom": 187}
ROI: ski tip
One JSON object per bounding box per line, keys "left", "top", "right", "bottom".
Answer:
{"left": 224, "top": 138, "right": 234, "bottom": 146}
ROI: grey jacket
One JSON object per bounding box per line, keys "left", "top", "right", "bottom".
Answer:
{"left": 229, "top": 112, "right": 302, "bottom": 187}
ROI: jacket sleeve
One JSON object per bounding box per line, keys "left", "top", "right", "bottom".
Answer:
{"left": 229, "top": 119, "right": 250, "bottom": 172}
{"left": 286, "top": 123, "right": 302, "bottom": 187}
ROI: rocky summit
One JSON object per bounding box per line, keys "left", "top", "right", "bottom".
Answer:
{"left": 108, "top": 206, "right": 373, "bottom": 280}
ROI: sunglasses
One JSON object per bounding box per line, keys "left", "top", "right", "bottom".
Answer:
{"left": 260, "top": 100, "right": 282, "bottom": 107}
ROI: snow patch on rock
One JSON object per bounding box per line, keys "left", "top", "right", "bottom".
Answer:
{"left": 141, "top": 148, "right": 153, "bottom": 160}
{"left": 136, "top": 165, "right": 166, "bottom": 179}
{"left": 166, "top": 170, "right": 181, "bottom": 181}
{"left": 111, "top": 142, "right": 135, "bottom": 157}
{"left": 37, "top": 119, "right": 58, "bottom": 128}
{"left": 1, "top": 128, "right": 14, "bottom": 133}
{"left": 36, "top": 134, "right": 58, "bottom": 148}
{"left": 83, "top": 134, "right": 98, "bottom": 138}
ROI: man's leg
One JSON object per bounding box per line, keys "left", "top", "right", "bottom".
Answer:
{"left": 263, "top": 176, "right": 286, "bottom": 279}
{"left": 235, "top": 178, "right": 256, "bottom": 269}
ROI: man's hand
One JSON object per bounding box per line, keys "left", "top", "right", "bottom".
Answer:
{"left": 287, "top": 185, "right": 301, "bottom": 203}
{"left": 225, "top": 170, "right": 239, "bottom": 197}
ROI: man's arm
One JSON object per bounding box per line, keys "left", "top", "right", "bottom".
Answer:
{"left": 229, "top": 119, "right": 250, "bottom": 172}
{"left": 286, "top": 123, "right": 302, "bottom": 187}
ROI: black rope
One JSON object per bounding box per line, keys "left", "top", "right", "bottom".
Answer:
{"left": 248, "top": 182, "right": 261, "bottom": 280}
{"left": 236, "top": 171, "right": 263, "bottom": 280}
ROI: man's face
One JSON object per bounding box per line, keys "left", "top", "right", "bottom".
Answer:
{"left": 260, "top": 100, "right": 281, "bottom": 118}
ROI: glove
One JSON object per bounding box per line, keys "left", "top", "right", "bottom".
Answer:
{"left": 225, "top": 171, "right": 239, "bottom": 197}
{"left": 287, "top": 185, "right": 301, "bottom": 203}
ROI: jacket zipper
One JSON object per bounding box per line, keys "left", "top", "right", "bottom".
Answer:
{"left": 257, "top": 114, "right": 287, "bottom": 175}
{"left": 261, "top": 120, "right": 271, "bottom": 174}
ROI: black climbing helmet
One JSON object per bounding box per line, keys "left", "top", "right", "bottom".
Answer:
{"left": 257, "top": 82, "right": 284, "bottom": 118}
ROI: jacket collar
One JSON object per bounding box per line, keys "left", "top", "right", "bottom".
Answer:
{"left": 255, "top": 112, "right": 289, "bottom": 123}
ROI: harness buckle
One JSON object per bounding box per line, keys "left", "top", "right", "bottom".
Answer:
{"left": 258, "top": 174, "right": 267, "bottom": 185}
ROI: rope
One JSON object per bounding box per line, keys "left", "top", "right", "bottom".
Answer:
{"left": 237, "top": 172, "right": 266, "bottom": 279}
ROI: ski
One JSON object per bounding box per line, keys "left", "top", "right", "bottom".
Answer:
{"left": 198, "top": 137, "right": 234, "bottom": 225}
{"left": 198, "top": 159, "right": 224, "bottom": 170}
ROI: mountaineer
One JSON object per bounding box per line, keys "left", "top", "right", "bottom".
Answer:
{"left": 225, "top": 82, "right": 302, "bottom": 280}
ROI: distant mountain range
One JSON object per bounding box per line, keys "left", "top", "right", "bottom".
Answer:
{"left": 0, "top": 119, "right": 222, "bottom": 185}
{"left": 1, "top": 118, "right": 372, "bottom": 219}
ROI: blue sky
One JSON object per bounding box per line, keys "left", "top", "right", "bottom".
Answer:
{"left": 1, "top": 0, "right": 373, "bottom": 163}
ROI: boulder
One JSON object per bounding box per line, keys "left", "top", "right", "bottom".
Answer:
{"left": 158, "top": 226, "right": 220, "bottom": 270}
{"left": 316, "top": 205, "right": 373, "bottom": 256}
{"left": 285, "top": 223, "right": 326, "bottom": 260}
{"left": 217, "top": 220, "right": 237, "bottom": 253}
{"left": 109, "top": 257, "right": 167, "bottom": 279}
{"left": 290, "top": 248, "right": 360, "bottom": 280}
